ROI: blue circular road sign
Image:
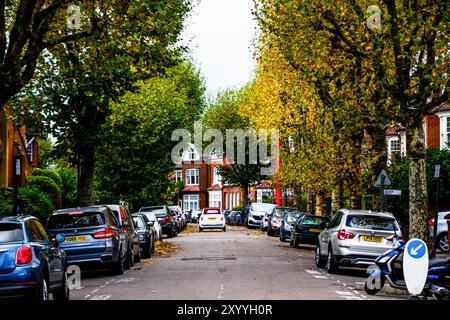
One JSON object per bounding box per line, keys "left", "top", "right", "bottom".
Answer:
{"left": 407, "top": 239, "right": 427, "bottom": 259}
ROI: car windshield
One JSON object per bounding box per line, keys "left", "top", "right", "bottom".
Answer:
{"left": 346, "top": 215, "right": 398, "bottom": 231}
{"left": 141, "top": 212, "right": 156, "bottom": 222}
{"left": 250, "top": 203, "right": 275, "bottom": 212}
{"left": 133, "top": 217, "right": 145, "bottom": 228}
{"left": 47, "top": 212, "right": 105, "bottom": 229}
{"left": 302, "top": 216, "right": 329, "bottom": 226}
{"left": 203, "top": 209, "right": 220, "bottom": 214}
{"left": 0, "top": 223, "right": 24, "bottom": 243}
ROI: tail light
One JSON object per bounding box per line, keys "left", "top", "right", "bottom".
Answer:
{"left": 427, "top": 218, "right": 435, "bottom": 226}
{"left": 93, "top": 228, "right": 114, "bottom": 239}
{"left": 337, "top": 229, "right": 356, "bottom": 240}
{"left": 161, "top": 217, "right": 170, "bottom": 223}
{"left": 16, "top": 247, "right": 33, "bottom": 266}
{"left": 220, "top": 216, "right": 224, "bottom": 221}
{"left": 201, "top": 216, "right": 204, "bottom": 221}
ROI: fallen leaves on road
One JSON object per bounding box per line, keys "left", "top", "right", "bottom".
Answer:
{"left": 154, "top": 240, "right": 177, "bottom": 256}
{"left": 179, "top": 224, "right": 199, "bottom": 234}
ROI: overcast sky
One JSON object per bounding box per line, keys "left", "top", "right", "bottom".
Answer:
{"left": 181, "top": 0, "right": 258, "bottom": 97}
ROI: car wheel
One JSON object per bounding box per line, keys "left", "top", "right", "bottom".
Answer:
{"left": 151, "top": 241, "right": 155, "bottom": 254}
{"left": 113, "top": 249, "right": 125, "bottom": 275}
{"left": 124, "top": 250, "right": 132, "bottom": 270}
{"left": 53, "top": 271, "right": 70, "bottom": 301}
{"left": 315, "top": 245, "right": 326, "bottom": 268}
{"left": 134, "top": 250, "right": 141, "bottom": 263}
{"left": 280, "top": 231, "right": 285, "bottom": 242}
{"left": 267, "top": 228, "right": 273, "bottom": 237}
{"left": 34, "top": 273, "right": 49, "bottom": 301}
{"left": 293, "top": 236, "right": 300, "bottom": 248}
{"left": 223, "top": 226, "right": 226, "bottom": 232}
{"left": 437, "top": 233, "right": 449, "bottom": 252}
{"left": 199, "top": 227, "right": 203, "bottom": 232}
{"left": 326, "top": 247, "right": 338, "bottom": 274}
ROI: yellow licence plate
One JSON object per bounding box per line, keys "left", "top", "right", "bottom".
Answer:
{"left": 361, "top": 236, "right": 383, "bottom": 243}
{"left": 208, "top": 218, "right": 216, "bottom": 221}
{"left": 310, "top": 228, "right": 321, "bottom": 233}
{"left": 65, "top": 235, "right": 89, "bottom": 242}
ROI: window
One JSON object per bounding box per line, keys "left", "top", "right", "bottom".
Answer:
{"left": 390, "top": 139, "right": 401, "bottom": 155}
{"left": 447, "top": 117, "right": 450, "bottom": 147}
{"left": 27, "top": 220, "right": 48, "bottom": 242}
{"left": 186, "top": 169, "right": 199, "bottom": 185}
{"left": 188, "top": 147, "right": 197, "bottom": 161}
{"left": 328, "top": 212, "right": 344, "bottom": 229}
{"left": 175, "top": 170, "right": 182, "bottom": 182}
{"left": 213, "top": 167, "right": 221, "bottom": 185}
{"left": 184, "top": 194, "right": 199, "bottom": 211}
{"left": 209, "top": 191, "right": 222, "bottom": 208}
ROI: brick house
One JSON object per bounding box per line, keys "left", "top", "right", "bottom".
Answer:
{"left": 386, "top": 101, "right": 450, "bottom": 160}
{"left": 0, "top": 108, "right": 40, "bottom": 189}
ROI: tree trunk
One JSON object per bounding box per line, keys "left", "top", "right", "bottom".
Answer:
{"left": 294, "top": 187, "right": 303, "bottom": 210}
{"left": 315, "top": 190, "right": 327, "bottom": 216}
{"left": 407, "top": 123, "right": 429, "bottom": 241}
{"left": 331, "top": 177, "right": 344, "bottom": 214}
{"left": 307, "top": 189, "right": 315, "bottom": 214}
{"left": 242, "top": 182, "right": 249, "bottom": 206}
{"left": 79, "top": 143, "right": 96, "bottom": 206}
{"left": 366, "top": 126, "right": 387, "bottom": 211}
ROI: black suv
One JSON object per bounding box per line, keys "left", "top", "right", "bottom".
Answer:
{"left": 139, "top": 206, "right": 177, "bottom": 238}
{"left": 105, "top": 204, "right": 140, "bottom": 268}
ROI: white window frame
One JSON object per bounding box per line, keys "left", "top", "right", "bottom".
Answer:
{"left": 183, "top": 194, "right": 199, "bottom": 211}
{"left": 175, "top": 170, "right": 182, "bottom": 182}
{"left": 186, "top": 168, "right": 199, "bottom": 186}
{"left": 213, "top": 167, "right": 221, "bottom": 185}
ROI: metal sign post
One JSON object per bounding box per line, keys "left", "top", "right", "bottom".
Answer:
{"left": 375, "top": 170, "right": 391, "bottom": 213}
{"left": 431, "top": 165, "right": 440, "bottom": 258}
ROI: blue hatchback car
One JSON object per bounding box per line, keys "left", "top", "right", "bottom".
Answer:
{"left": 0, "top": 215, "right": 69, "bottom": 300}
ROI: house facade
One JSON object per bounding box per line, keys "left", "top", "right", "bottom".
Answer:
{"left": 386, "top": 101, "right": 450, "bottom": 160}
{"left": 0, "top": 109, "right": 39, "bottom": 189}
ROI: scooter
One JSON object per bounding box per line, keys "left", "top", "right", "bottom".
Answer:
{"left": 365, "top": 236, "right": 450, "bottom": 300}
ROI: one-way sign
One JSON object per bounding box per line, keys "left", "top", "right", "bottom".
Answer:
{"left": 384, "top": 189, "right": 401, "bottom": 196}
{"left": 375, "top": 169, "right": 391, "bottom": 187}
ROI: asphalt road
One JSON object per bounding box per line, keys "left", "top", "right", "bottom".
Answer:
{"left": 70, "top": 225, "right": 408, "bottom": 300}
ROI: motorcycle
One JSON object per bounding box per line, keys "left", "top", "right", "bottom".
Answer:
{"left": 365, "top": 236, "right": 450, "bottom": 300}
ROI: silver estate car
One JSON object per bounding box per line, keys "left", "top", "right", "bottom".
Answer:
{"left": 315, "top": 209, "right": 402, "bottom": 273}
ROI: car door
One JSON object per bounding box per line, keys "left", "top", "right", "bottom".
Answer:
{"left": 320, "top": 211, "right": 343, "bottom": 254}
{"left": 126, "top": 210, "right": 140, "bottom": 256}
{"left": 27, "top": 219, "right": 64, "bottom": 288}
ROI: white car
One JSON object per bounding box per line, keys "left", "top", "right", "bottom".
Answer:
{"left": 247, "top": 203, "right": 276, "bottom": 228}
{"left": 190, "top": 209, "right": 202, "bottom": 223}
{"left": 428, "top": 211, "right": 450, "bottom": 252}
{"left": 140, "top": 211, "right": 163, "bottom": 241}
{"left": 199, "top": 207, "right": 226, "bottom": 232}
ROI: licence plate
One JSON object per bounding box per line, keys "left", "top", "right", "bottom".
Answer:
{"left": 65, "top": 236, "right": 89, "bottom": 242}
{"left": 310, "top": 228, "right": 321, "bottom": 233}
{"left": 361, "top": 236, "right": 383, "bottom": 243}
{"left": 208, "top": 218, "right": 216, "bottom": 221}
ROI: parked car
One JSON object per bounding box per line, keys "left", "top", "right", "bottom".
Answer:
{"left": 223, "top": 210, "right": 232, "bottom": 224}
{"left": 190, "top": 209, "right": 202, "bottom": 223}
{"left": 169, "top": 206, "right": 186, "bottom": 230}
{"left": 0, "top": 216, "right": 69, "bottom": 301}
{"left": 47, "top": 206, "right": 128, "bottom": 275}
{"left": 279, "top": 211, "right": 305, "bottom": 242}
{"left": 290, "top": 214, "right": 330, "bottom": 247}
{"left": 105, "top": 204, "right": 140, "bottom": 267}
{"left": 229, "top": 211, "right": 242, "bottom": 225}
{"left": 316, "top": 209, "right": 402, "bottom": 273}
{"left": 428, "top": 211, "right": 450, "bottom": 252}
{"left": 140, "top": 206, "right": 177, "bottom": 238}
{"left": 267, "top": 207, "right": 291, "bottom": 236}
{"left": 132, "top": 214, "right": 155, "bottom": 258}
{"left": 199, "top": 207, "right": 226, "bottom": 232}
{"left": 247, "top": 203, "right": 276, "bottom": 228}
{"left": 139, "top": 211, "right": 163, "bottom": 241}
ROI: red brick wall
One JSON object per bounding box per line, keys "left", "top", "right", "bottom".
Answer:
{"left": 424, "top": 115, "right": 440, "bottom": 149}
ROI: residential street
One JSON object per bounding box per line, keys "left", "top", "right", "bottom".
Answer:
{"left": 70, "top": 226, "right": 407, "bottom": 301}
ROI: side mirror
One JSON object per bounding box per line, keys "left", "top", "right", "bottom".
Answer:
{"left": 147, "top": 221, "right": 155, "bottom": 227}
{"left": 55, "top": 234, "right": 65, "bottom": 245}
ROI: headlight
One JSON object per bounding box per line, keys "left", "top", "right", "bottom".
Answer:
{"left": 139, "top": 234, "right": 145, "bottom": 241}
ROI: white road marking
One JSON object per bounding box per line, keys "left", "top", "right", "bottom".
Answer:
{"left": 313, "top": 275, "right": 329, "bottom": 279}
{"left": 335, "top": 291, "right": 354, "bottom": 296}
{"left": 305, "top": 269, "right": 321, "bottom": 275}
{"left": 91, "top": 289, "right": 98, "bottom": 294}
{"left": 84, "top": 295, "right": 91, "bottom": 299}
{"left": 344, "top": 296, "right": 364, "bottom": 300}
{"left": 90, "top": 295, "right": 111, "bottom": 300}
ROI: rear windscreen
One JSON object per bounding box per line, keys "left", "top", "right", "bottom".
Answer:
{"left": 144, "top": 208, "right": 167, "bottom": 214}
{"left": 302, "top": 216, "right": 329, "bottom": 226}
{"left": 203, "top": 209, "right": 220, "bottom": 214}
{"left": 346, "top": 215, "right": 397, "bottom": 231}
{"left": 48, "top": 212, "right": 105, "bottom": 229}
{"left": 133, "top": 217, "right": 145, "bottom": 228}
{"left": 0, "top": 223, "right": 24, "bottom": 242}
